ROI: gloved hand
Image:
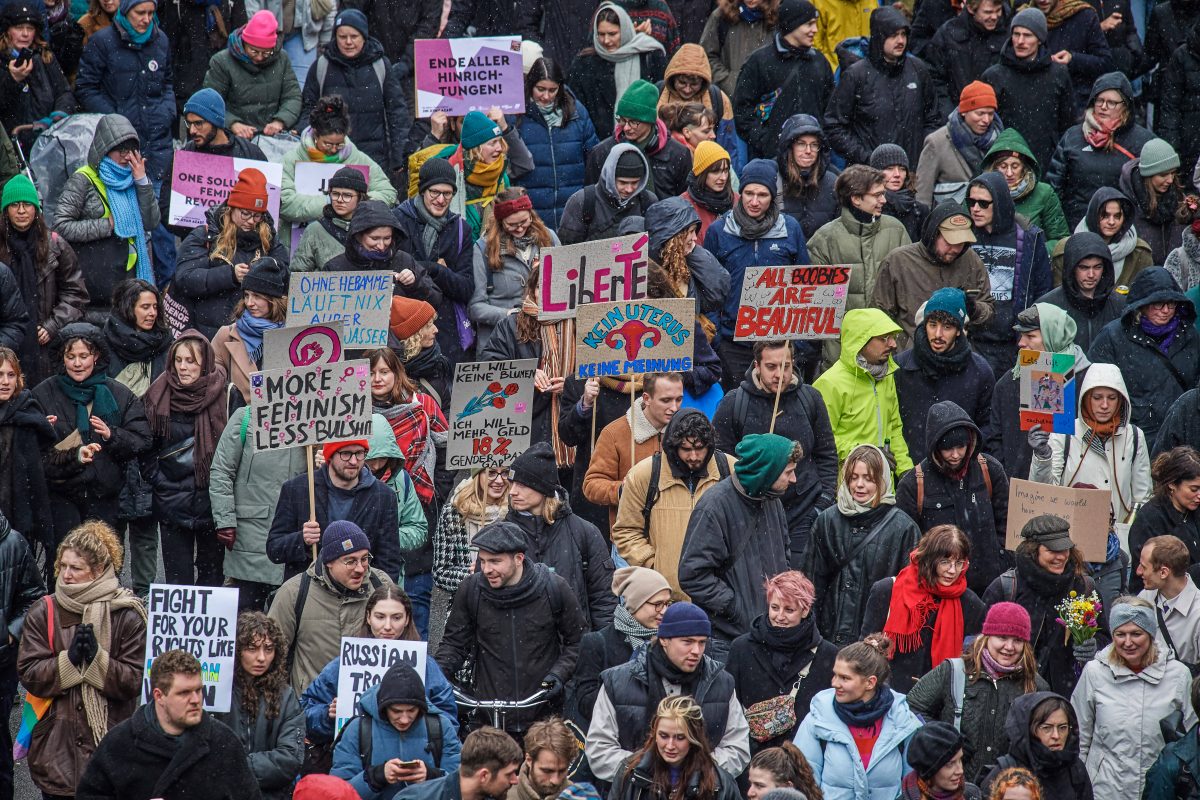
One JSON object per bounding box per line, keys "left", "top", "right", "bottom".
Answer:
{"left": 964, "top": 292, "right": 978, "bottom": 320}
{"left": 216, "top": 528, "right": 237, "bottom": 549}
{"left": 68, "top": 624, "right": 96, "bottom": 667}
{"left": 1073, "top": 637, "right": 1098, "bottom": 664}
{"left": 540, "top": 674, "right": 564, "bottom": 702}
{"left": 1027, "top": 425, "right": 1052, "bottom": 459}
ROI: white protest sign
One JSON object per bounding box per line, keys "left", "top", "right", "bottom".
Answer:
{"left": 537, "top": 234, "right": 649, "bottom": 321}
{"left": 335, "top": 637, "right": 427, "bottom": 735}
{"left": 248, "top": 360, "right": 372, "bottom": 451}
{"left": 262, "top": 321, "right": 345, "bottom": 371}
{"left": 142, "top": 584, "right": 239, "bottom": 712}
{"left": 286, "top": 271, "right": 392, "bottom": 350}
{"left": 734, "top": 266, "right": 851, "bottom": 341}
{"left": 447, "top": 358, "right": 536, "bottom": 469}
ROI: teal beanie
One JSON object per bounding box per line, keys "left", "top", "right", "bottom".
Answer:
{"left": 460, "top": 111, "right": 504, "bottom": 151}
{"left": 734, "top": 433, "right": 797, "bottom": 497}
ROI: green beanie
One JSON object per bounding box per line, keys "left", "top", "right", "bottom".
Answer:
{"left": 2, "top": 175, "right": 39, "bottom": 211}
{"left": 734, "top": 433, "right": 797, "bottom": 498}
{"left": 616, "top": 80, "right": 660, "bottom": 124}
{"left": 460, "top": 110, "right": 504, "bottom": 151}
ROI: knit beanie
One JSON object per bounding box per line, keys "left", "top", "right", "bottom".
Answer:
{"left": 294, "top": 775, "right": 359, "bottom": 800}
{"left": 907, "top": 722, "right": 964, "bottom": 780}
{"left": 227, "top": 167, "right": 269, "bottom": 211}
{"left": 119, "top": 0, "right": 155, "bottom": 14}
{"left": 520, "top": 39, "right": 544, "bottom": 74}
{"left": 509, "top": 442, "right": 560, "bottom": 497}
{"left": 612, "top": 566, "right": 671, "bottom": 612}
{"left": 615, "top": 150, "right": 647, "bottom": 179}
{"left": 657, "top": 602, "right": 711, "bottom": 639}
{"left": 183, "top": 88, "right": 226, "bottom": 128}
{"left": 329, "top": 166, "right": 368, "bottom": 195}
{"left": 1010, "top": 7, "right": 1047, "bottom": 43}
{"left": 958, "top": 80, "right": 998, "bottom": 113}
{"left": 692, "top": 140, "right": 730, "bottom": 176}
{"left": 776, "top": 0, "right": 818, "bottom": 33}
{"left": 1139, "top": 138, "right": 1181, "bottom": 178}
{"left": 616, "top": 79, "right": 660, "bottom": 124}
{"left": 418, "top": 158, "right": 458, "bottom": 194}
{"left": 241, "top": 256, "right": 288, "bottom": 298}
{"left": 935, "top": 426, "right": 971, "bottom": 452}
{"left": 460, "top": 110, "right": 504, "bottom": 151}
{"left": 923, "top": 287, "right": 967, "bottom": 328}
{"left": 869, "top": 142, "right": 909, "bottom": 171}
{"left": 389, "top": 295, "right": 436, "bottom": 340}
{"left": 319, "top": 519, "right": 371, "bottom": 564}
{"left": 242, "top": 9, "right": 279, "bottom": 49}
{"left": 376, "top": 663, "right": 427, "bottom": 711}
{"left": 322, "top": 439, "right": 370, "bottom": 463}
{"left": 1, "top": 175, "right": 39, "bottom": 210}
{"left": 0, "top": 3, "right": 40, "bottom": 29}
{"left": 740, "top": 158, "right": 778, "bottom": 199}
{"left": 982, "top": 601, "right": 1032, "bottom": 641}
{"left": 333, "top": 8, "right": 368, "bottom": 37}
{"left": 734, "top": 433, "right": 796, "bottom": 497}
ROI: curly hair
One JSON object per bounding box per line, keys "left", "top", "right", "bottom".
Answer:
{"left": 310, "top": 95, "right": 352, "bottom": 137}
{"left": 716, "top": 0, "right": 778, "bottom": 28}
{"left": 749, "top": 742, "right": 823, "bottom": 800}
{"left": 57, "top": 520, "right": 123, "bottom": 577}
{"left": 986, "top": 767, "right": 1042, "bottom": 800}
{"left": 235, "top": 612, "right": 289, "bottom": 720}
{"left": 663, "top": 409, "right": 715, "bottom": 452}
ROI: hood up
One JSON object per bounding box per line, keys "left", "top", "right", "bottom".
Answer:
{"left": 868, "top": 6, "right": 911, "bottom": 71}
{"left": 88, "top": 114, "right": 141, "bottom": 169}
{"left": 599, "top": 143, "right": 651, "bottom": 209}
{"left": 1121, "top": 266, "right": 1196, "bottom": 324}
{"left": 645, "top": 196, "right": 701, "bottom": 258}
{"left": 923, "top": 399, "right": 982, "bottom": 465}
{"left": 837, "top": 307, "right": 901, "bottom": 374}
{"left": 1062, "top": 231, "right": 1116, "bottom": 307}
{"left": 1077, "top": 362, "right": 1131, "bottom": 428}
{"left": 983, "top": 127, "right": 1041, "bottom": 178}
{"left": 968, "top": 171, "right": 1017, "bottom": 235}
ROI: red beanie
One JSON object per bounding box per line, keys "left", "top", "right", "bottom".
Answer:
{"left": 982, "top": 601, "right": 1031, "bottom": 641}
{"left": 322, "top": 439, "right": 369, "bottom": 462}
{"left": 390, "top": 296, "right": 436, "bottom": 340}
{"left": 958, "top": 80, "right": 998, "bottom": 114}
{"left": 294, "top": 774, "right": 359, "bottom": 800}
{"left": 227, "top": 167, "right": 269, "bottom": 211}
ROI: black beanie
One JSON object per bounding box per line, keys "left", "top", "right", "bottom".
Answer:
{"left": 376, "top": 663, "right": 428, "bottom": 712}
{"left": 935, "top": 426, "right": 972, "bottom": 452}
{"left": 418, "top": 158, "right": 458, "bottom": 194}
{"left": 907, "top": 722, "right": 963, "bottom": 780}
{"left": 329, "top": 166, "right": 368, "bottom": 195}
{"left": 241, "top": 256, "right": 288, "bottom": 298}
{"left": 510, "top": 441, "right": 561, "bottom": 497}
{"left": 615, "top": 150, "right": 647, "bottom": 179}
{"left": 777, "top": 0, "right": 818, "bottom": 33}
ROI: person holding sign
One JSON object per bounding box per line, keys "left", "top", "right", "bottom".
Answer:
{"left": 210, "top": 257, "right": 289, "bottom": 409}
{"left": 644, "top": 195, "right": 730, "bottom": 320}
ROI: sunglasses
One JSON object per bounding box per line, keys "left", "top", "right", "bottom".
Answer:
{"left": 967, "top": 198, "right": 993, "bottom": 209}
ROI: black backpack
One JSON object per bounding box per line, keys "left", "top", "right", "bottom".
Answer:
{"left": 334, "top": 710, "right": 445, "bottom": 771}
{"left": 641, "top": 449, "right": 730, "bottom": 537}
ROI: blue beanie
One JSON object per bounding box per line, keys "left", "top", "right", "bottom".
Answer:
{"left": 922, "top": 287, "right": 967, "bottom": 327}
{"left": 319, "top": 520, "right": 372, "bottom": 564}
{"left": 183, "top": 88, "right": 226, "bottom": 128}
{"left": 119, "top": 0, "right": 157, "bottom": 16}
{"left": 461, "top": 110, "right": 504, "bottom": 151}
{"left": 740, "top": 158, "right": 778, "bottom": 200}
{"left": 658, "top": 602, "right": 711, "bottom": 639}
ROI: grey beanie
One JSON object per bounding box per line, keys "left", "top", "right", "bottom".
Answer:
{"left": 869, "top": 143, "right": 909, "bottom": 171}
{"left": 1139, "top": 138, "right": 1181, "bottom": 178}
{"left": 1011, "top": 7, "right": 1048, "bottom": 44}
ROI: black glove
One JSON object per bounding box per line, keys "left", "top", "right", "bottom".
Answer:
{"left": 540, "top": 674, "right": 564, "bottom": 702}
{"left": 68, "top": 624, "right": 96, "bottom": 667}
{"left": 366, "top": 763, "right": 390, "bottom": 791}
{"left": 965, "top": 292, "right": 978, "bottom": 320}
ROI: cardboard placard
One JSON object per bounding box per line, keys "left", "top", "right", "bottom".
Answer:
{"left": 1005, "top": 478, "right": 1110, "bottom": 562}
{"left": 447, "top": 358, "right": 536, "bottom": 469}
{"left": 290, "top": 162, "right": 370, "bottom": 251}
{"left": 335, "top": 638, "right": 427, "bottom": 736}
{"left": 262, "top": 321, "right": 345, "bottom": 371}
{"left": 414, "top": 37, "right": 525, "bottom": 118}
{"left": 286, "top": 271, "right": 391, "bottom": 350}
{"left": 734, "top": 265, "right": 851, "bottom": 341}
{"left": 537, "top": 234, "right": 649, "bottom": 322}
{"left": 142, "top": 585, "right": 239, "bottom": 712}
{"left": 575, "top": 299, "right": 695, "bottom": 379}
{"left": 1018, "top": 348, "right": 1077, "bottom": 434}
{"left": 248, "top": 360, "right": 372, "bottom": 451}
{"left": 168, "top": 151, "right": 283, "bottom": 228}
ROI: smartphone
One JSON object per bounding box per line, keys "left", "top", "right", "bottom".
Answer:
{"left": 397, "top": 760, "right": 422, "bottom": 768}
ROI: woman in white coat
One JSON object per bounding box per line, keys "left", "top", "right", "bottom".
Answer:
{"left": 793, "top": 634, "right": 922, "bottom": 800}
{"left": 1071, "top": 596, "right": 1196, "bottom": 800}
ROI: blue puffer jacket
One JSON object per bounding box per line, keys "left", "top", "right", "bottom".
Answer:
{"left": 74, "top": 21, "right": 175, "bottom": 182}
{"left": 516, "top": 94, "right": 600, "bottom": 231}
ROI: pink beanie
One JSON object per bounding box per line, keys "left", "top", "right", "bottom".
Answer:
{"left": 982, "top": 601, "right": 1032, "bottom": 642}
{"left": 242, "top": 10, "right": 278, "bottom": 49}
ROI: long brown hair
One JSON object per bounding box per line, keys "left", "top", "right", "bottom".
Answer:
{"left": 230, "top": 293, "right": 287, "bottom": 323}
{"left": 368, "top": 348, "right": 417, "bottom": 403}
{"left": 361, "top": 584, "right": 419, "bottom": 640}
{"left": 0, "top": 206, "right": 49, "bottom": 266}
{"left": 483, "top": 187, "right": 552, "bottom": 270}
{"left": 212, "top": 207, "right": 273, "bottom": 264}
{"left": 965, "top": 635, "right": 1039, "bottom": 693}
{"left": 748, "top": 743, "right": 823, "bottom": 800}
{"left": 716, "top": 0, "right": 778, "bottom": 27}
{"left": 913, "top": 525, "right": 971, "bottom": 588}
{"left": 0, "top": 30, "right": 54, "bottom": 64}
{"left": 516, "top": 268, "right": 542, "bottom": 344}
{"left": 625, "top": 697, "right": 718, "bottom": 800}
{"left": 235, "top": 612, "right": 289, "bottom": 720}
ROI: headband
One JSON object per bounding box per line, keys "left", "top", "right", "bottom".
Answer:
{"left": 493, "top": 194, "right": 533, "bottom": 222}
{"left": 1109, "top": 603, "right": 1157, "bottom": 636}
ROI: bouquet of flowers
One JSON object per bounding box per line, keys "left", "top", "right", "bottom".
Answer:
{"left": 1056, "top": 590, "right": 1102, "bottom": 645}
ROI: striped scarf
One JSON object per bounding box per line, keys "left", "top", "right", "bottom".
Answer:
{"left": 522, "top": 299, "right": 575, "bottom": 467}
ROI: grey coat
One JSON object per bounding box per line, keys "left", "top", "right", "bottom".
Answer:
{"left": 469, "top": 230, "right": 561, "bottom": 352}
{"left": 698, "top": 7, "right": 773, "bottom": 97}
{"left": 213, "top": 687, "right": 305, "bottom": 800}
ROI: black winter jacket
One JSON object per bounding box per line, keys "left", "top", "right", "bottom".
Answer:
{"left": 1041, "top": 2, "right": 1115, "bottom": 110}
{"left": 442, "top": 0, "right": 541, "bottom": 39}
{"left": 0, "top": 47, "right": 75, "bottom": 139}
{"left": 158, "top": 0, "right": 220, "bottom": 118}
{"left": 571, "top": 624, "right": 632, "bottom": 724}
{"left": 567, "top": 51, "right": 667, "bottom": 141}
{"left": 981, "top": 45, "right": 1076, "bottom": 173}
{"left": 894, "top": 336, "right": 996, "bottom": 460}
{"left": 324, "top": 202, "right": 441, "bottom": 307}
{"left": 884, "top": 188, "right": 930, "bottom": 242}
{"left": 0, "top": 513, "right": 45, "bottom": 668}
{"left": 0, "top": 390, "right": 55, "bottom": 548}
{"left": 1154, "top": 387, "right": 1200, "bottom": 457}
{"left": 1127, "top": 495, "right": 1200, "bottom": 592}
{"left": 158, "top": 135, "right": 269, "bottom": 239}
{"left": 212, "top": 686, "right": 304, "bottom": 800}
{"left": 776, "top": 114, "right": 839, "bottom": 238}
{"left": 1036, "top": 232, "right": 1125, "bottom": 353}
{"left": 910, "top": 0, "right": 960, "bottom": 56}
{"left": 584, "top": 129, "right": 692, "bottom": 204}
{"left": 139, "top": 409, "right": 214, "bottom": 532}
{"left": 925, "top": 10, "right": 1009, "bottom": 118}
{"left": 1143, "top": 0, "right": 1198, "bottom": 102}
{"left": 0, "top": 263, "right": 28, "bottom": 352}
{"left": 733, "top": 37, "right": 833, "bottom": 161}
{"left": 1087, "top": 0, "right": 1144, "bottom": 78}
{"left": 979, "top": 691, "right": 1095, "bottom": 800}
{"left": 1156, "top": 24, "right": 1200, "bottom": 199}
{"left": 342, "top": 0, "right": 440, "bottom": 65}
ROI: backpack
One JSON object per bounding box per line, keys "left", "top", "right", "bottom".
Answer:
{"left": 915, "top": 455, "right": 992, "bottom": 511}
{"left": 315, "top": 55, "right": 387, "bottom": 99}
{"left": 283, "top": 571, "right": 384, "bottom": 676}
{"left": 641, "top": 449, "right": 731, "bottom": 537}
{"left": 334, "top": 709, "right": 445, "bottom": 771}
{"left": 730, "top": 381, "right": 814, "bottom": 442}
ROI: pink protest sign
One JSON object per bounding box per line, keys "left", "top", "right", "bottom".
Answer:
{"left": 167, "top": 151, "right": 283, "bottom": 228}
{"left": 414, "top": 37, "right": 525, "bottom": 118}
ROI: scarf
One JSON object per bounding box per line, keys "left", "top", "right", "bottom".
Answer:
{"left": 613, "top": 604, "right": 657, "bottom": 649}
{"left": 1139, "top": 312, "right": 1182, "bottom": 355}
{"left": 912, "top": 324, "right": 973, "bottom": 381}
{"left": 833, "top": 687, "right": 894, "bottom": 728}
{"left": 235, "top": 311, "right": 281, "bottom": 365}
{"left": 835, "top": 444, "right": 896, "bottom": 514}
{"left": 354, "top": 240, "right": 395, "bottom": 264}
{"left": 947, "top": 111, "right": 1002, "bottom": 173}
{"left": 1014, "top": 551, "right": 1077, "bottom": 601}
{"left": 884, "top": 556, "right": 967, "bottom": 668}
{"left": 47, "top": 0, "right": 67, "bottom": 24}
{"left": 377, "top": 396, "right": 445, "bottom": 503}
{"left": 1080, "top": 392, "right": 1122, "bottom": 459}
{"left": 142, "top": 333, "right": 229, "bottom": 488}
{"left": 687, "top": 172, "right": 734, "bottom": 215}
{"left": 752, "top": 613, "right": 822, "bottom": 681}
{"left": 592, "top": 2, "right": 664, "bottom": 106}
{"left": 413, "top": 195, "right": 451, "bottom": 258}
{"left": 646, "top": 641, "right": 699, "bottom": 722}
{"left": 1039, "top": 0, "right": 1093, "bottom": 27}
{"left": 538, "top": 102, "right": 564, "bottom": 129}
{"left": 732, "top": 199, "right": 779, "bottom": 239}
{"left": 58, "top": 372, "right": 118, "bottom": 437}
{"left": 1010, "top": 171, "right": 1037, "bottom": 201}
{"left": 857, "top": 354, "right": 890, "bottom": 381}
{"left": 98, "top": 157, "right": 152, "bottom": 283}
{"left": 522, "top": 299, "right": 576, "bottom": 466}
{"left": 466, "top": 154, "right": 507, "bottom": 197}
{"left": 114, "top": 8, "right": 153, "bottom": 45}
{"left": 1082, "top": 109, "right": 1128, "bottom": 154}
{"left": 739, "top": 2, "right": 763, "bottom": 21}
{"left": 7, "top": 228, "right": 38, "bottom": 333}
{"left": 302, "top": 127, "right": 351, "bottom": 163}
{"left": 54, "top": 566, "right": 147, "bottom": 743}
{"left": 102, "top": 313, "right": 169, "bottom": 369}
{"left": 980, "top": 646, "right": 1023, "bottom": 680}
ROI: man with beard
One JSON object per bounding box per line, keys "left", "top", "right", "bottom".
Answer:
{"left": 399, "top": 728, "right": 525, "bottom": 800}
{"left": 503, "top": 718, "right": 581, "bottom": 800}
{"left": 158, "top": 89, "right": 268, "bottom": 239}
{"left": 924, "top": 0, "right": 1009, "bottom": 118}
{"left": 894, "top": 288, "right": 996, "bottom": 459}
{"left": 1036, "top": 231, "right": 1126, "bottom": 352}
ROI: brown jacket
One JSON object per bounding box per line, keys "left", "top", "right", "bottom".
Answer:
{"left": 17, "top": 596, "right": 146, "bottom": 797}
{"left": 212, "top": 321, "right": 256, "bottom": 404}
{"left": 871, "top": 241, "right": 996, "bottom": 345}
{"left": 582, "top": 404, "right": 664, "bottom": 528}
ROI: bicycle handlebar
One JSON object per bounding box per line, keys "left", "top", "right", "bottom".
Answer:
{"left": 452, "top": 687, "right": 550, "bottom": 710}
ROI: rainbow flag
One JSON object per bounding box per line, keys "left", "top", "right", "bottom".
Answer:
{"left": 13, "top": 694, "right": 51, "bottom": 761}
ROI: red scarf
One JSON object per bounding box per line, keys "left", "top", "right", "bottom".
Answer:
{"left": 883, "top": 554, "right": 966, "bottom": 667}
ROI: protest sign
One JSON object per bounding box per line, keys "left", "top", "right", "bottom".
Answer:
{"left": 734, "top": 266, "right": 851, "bottom": 341}
{"left": 1018, "top": 348, "right": 1076, "bottom": 434}
{"left": 1004, "top": 478, "right": 1110, "bottom": 562}
{"left": 538, "top": 234, "right": 649, "bottom": 322}
{"left": 447, "top": 358, "right": 536, "bottom": 469}
{"left": 248, "top": 360, "right": 371, "bottom": 451}
{"left": 142, "top": 585, "right": 239, "bottom": 712}
{"left": 262, "top": 321, "right": 345, "bottom": 371}
{"left": 414, "top": 37, "right": 524, "bottom": 117}
{"left": 575, "top": 299, "right": 695, "bottom": 379}
{"left": 289, "top": 162, "right": 370, "bottom": 251}
{"left": 167, "top": 151, "right": 283, "bottom": 228}
{"left": 286, "top": 271, "right": 391, "bottom": 349}
{"left": 335, "top": 638, "right": 427, "bottom": 735}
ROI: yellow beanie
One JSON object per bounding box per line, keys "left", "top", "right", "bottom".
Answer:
{"left": 692, "top": 140, "right": 731, "bottom": 177}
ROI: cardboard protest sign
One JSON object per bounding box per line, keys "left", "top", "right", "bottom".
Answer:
{"left": 167, "top": 151, "right": 283, "bottom": 228}
{"left": 335, "top": 638, "right": 427, "bottom": 735}
{"left": 1018, "top": 348, "right": 1076, "bottom": 434}
{"left": 286, "top": 271, "right": 391, "bottom": 350}
{"left": 290, "top": 162, "right": 370, "bottom": 251}
{"left": 538, "top": 234, "right": 649, "bottom": 322}
{"left": 414, "top": 37, "right": 524, "bottom": 117}
{"left": 734, "top": 266, "right": 851, "bottom": 341}
{"left": 447, "top": 359, "right": 536, "bottom": 469}
{"left": 1005, "top": 478, "right": 1110, "bottom": 562}
{"left": 262, "top": 321, "right": 345, "bottom": 371}
{"left": 142, "top": 585, "right": 239, "bottom": 712}
{"left": 575, "top": 299, "right": 695, "bottom": 379}
{"left": 248, "top": 360, "right": 371, "bottom": 451}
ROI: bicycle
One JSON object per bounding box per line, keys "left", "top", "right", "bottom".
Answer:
{"left": 451, "top": 687, "right": 588, "bottom": 777}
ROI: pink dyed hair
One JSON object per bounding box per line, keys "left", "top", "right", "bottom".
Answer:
{"left": 764, "top": 571, "right": 816, "bottom": 615}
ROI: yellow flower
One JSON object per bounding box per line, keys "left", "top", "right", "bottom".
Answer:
{"left": 1070, "top": 591, "right": 1078, "bottom": 598}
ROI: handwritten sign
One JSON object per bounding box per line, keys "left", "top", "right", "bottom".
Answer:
{"left": 286, "top": 271, "right": 391, "bottom": 350}
{"left": 335, "top": 637, "right": 427, "bottom": 735}
{"left": 414, "top": 37, "right": 525, "bottom": 118}
{"left": 142, "top": 585, "right": 239, "bottom": 712}
{"left": 248, "top": 360, "right": 372, "bottom": 451}
{"left": 290, "top": 162, "right": 370, "bottom": 251}
{"left": 734, "top": 266, "right": 851, "bottom": 341}
{"left": 538, "top": 234, "right": 649, "bottom": 322}
{"left": 448, "top": 358, "right": 536, "bottom": 469}
{"left": 263, "top": 321, "right": 345, "bottom": 371}
{"left": 1019, "top": 348, "right": 1076, "bottom": 434}
{"left": 168, "top": 152, "right": 283, "bottom": 228}
{"left": 1005, "top": 478, "right": 1110, "bottom": 561}
{"left": 575, "top": 299, "right": 695, "bottom": 379}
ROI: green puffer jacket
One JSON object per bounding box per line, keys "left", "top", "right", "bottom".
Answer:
{"left": 807, "top": 206, "right": 912, "bottom": 314}
{"left": 202, "top": 34, "right": 302, "bottom": 130}
{"left": 982, "top": 128, "right": 1071, "bottom": 255}
{"left": 279, "top": 137, "right": 396, "bottom": 241}
{"left": 290, "top": 208, "right": 350, "bottom": 272}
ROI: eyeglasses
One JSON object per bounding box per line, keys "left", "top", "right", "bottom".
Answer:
{"left": 334, "top": 449, "right": 367, "bottom": 462}
{"left": 793, "top": 142, "right": 821, "bottom": 152}
{"left": 114, "top": 144, "right": 139, "bottom": 156}
{"left": 338, "top": 554, "right": 372, "bottom": 568}
{"left": 329, "top": 191, "right": 358, "bottom": 203}
{"left": 1149, "top": 301, "right": 1179, "bottom": 311}
{"left": 484, "top": 469, "right": 509, "bottom": 484}
{"left": 184, "top": 118, "right": 210, "bottom": 130}
{"left": 1035, "top": 723, "right": 1070, "bottom": 737}
{"left": 646, "top": 600, "right": 673, "bottom": 612}
{"left": 424, "top": 189, "right": 454, "bottom": 200}
{"left": 1094, "top": 98, "right": 1125, "bottom": 109}
{"left": 936, "top": 558, "right": 969, "bottom": 571}
{"left": 616, "top": 117, "right": 648, "bottom": 129}
{"left": 233, "top": 208, "right": 264, "bottom": 222}
{"left": 967, "top": 198, "right": 993, "bottom": 209}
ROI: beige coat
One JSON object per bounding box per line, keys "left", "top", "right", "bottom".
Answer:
{"left": 916, "top": 125, "right": 975, "bottom": 208}
{"left": 212, "top": 322, "right": 256, "bottom": 406}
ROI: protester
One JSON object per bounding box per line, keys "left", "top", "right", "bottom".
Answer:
{"left": 657, "top": 43, "right": 737, "bottom": 153}
{"left": 644, "top": 195, "right": 730, "bottom": 317}
{"left": 1127, "top": 448, "right": 1200, "bottom": 593}
{"left": 1137, "top": 535, "right": 1200, "bottom": 665}
{"left": 924, "top": 0, "right": 1008, "bottom": 118}
{"left": 1035, "top": 0, "right": 1113, "bottom": 112}
{"left": 916, "top": 81, "right": 1004, "bottom": 208}
{"left": 585, "top": 79, "right": 691, "bottom": 200}
{"left": 394, "top": 728, "right": 523, "bottom": 800}
{"left": 0, "top": 2, "right": 76, "bottom": 152}
{"left": 982, "top": 128, "right": 1071, "bottom": 253}
{"left": 745, "top": 744, "right": 824, "bottom": 800}
{"left": 1118, "top": 138, "right": 1187, "bottom": 265}
{"left": 698, "top": 0, "right": 775, "bottom": 97}
{"left": 1052, "top": 188, "right": 1151, "bottom": 288}
{"left": 432, "top": 467, "right": 510, "bottom": 601}
{"left": 0, "top": 504, "right": 41, "bottom": 800}
{"left": 903, "top": 722, "right": 983, "bottom": 800}
{"left": 558, "top": 143, "right": 657, "bottom": 243}
{"left": 1167, "top": 204, "right": 1200, "bottom": 294}
{"left": 980, "top": 692, "right": 1092, "bottom": 799}
{"left": 1157, "top": 26, "right": 1200, "bottom": 188}
{"left": 201, "top": 9, "right": 301, "bottom": 138}
{"left": 681, "top": 140, "right": 736, "bottom": 241}
{"left": 504, "top": 717, "right": 582, "bottom": 800}
{"left": 208, "top": 257, "right": 287, "bottom": 409}
{"left": 775, "top": 114, "right": 838, "bottom": 239}
{"left": 79, "top": 0, "right": 115, "bottom": 45}
{"left": 442, "top": 108, "right": 535, "bottom": 240}
{"left": 0, "top": 348, "right": 55, "bottom": 552}
{"left": 291, "top": 166, "right": 364, "bottom": 272}
{"left": 1036, "top": 232, "right": 1124, "bottom": 352}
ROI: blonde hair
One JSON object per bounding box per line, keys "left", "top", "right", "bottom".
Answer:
{"left": 56, "top": 520, "right": 123, "bottom": 577}
{"left": 453, "top": 470, "right": 510, "bottom": 522}
{"left": 212, "top": 207, "right": 273, "bottom": 265}
{"left": 1107, "top": 595, "right": 1159, "bottom": 670}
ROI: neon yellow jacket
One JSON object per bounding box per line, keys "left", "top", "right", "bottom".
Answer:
{"left": 813, "top": 0, "right": 878, "bottom": 71}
